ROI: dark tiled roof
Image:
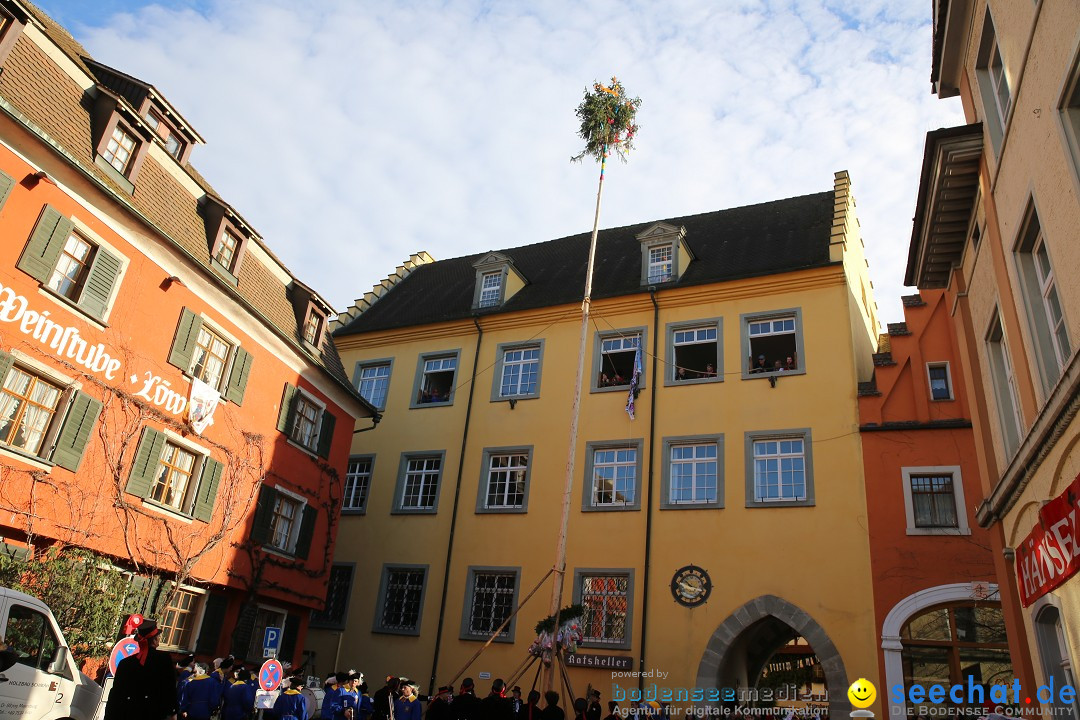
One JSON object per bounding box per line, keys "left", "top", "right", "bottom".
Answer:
{"left": 336, "top": 192, "right": 836, "bottom": 336}
{"left": 0, "top": 7, "right": 363, "bottom": 404}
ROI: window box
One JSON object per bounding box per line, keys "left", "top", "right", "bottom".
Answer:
{"left": 660, "top": 435, "right": 724, "bottom": 509}
{"left": 901, "top": 466, "right": 970, "bottom": 536}
{"left": 476, "top": 446, "right": 533, "bottom": 514}
{"left": 581, "top": 439, "right": 644, "bottom": 512}
{"left": 392, "top": 451, "right": 446, "bottom": 514}
{"left": 490, "top": 341, "right": 544, "bottom": 402}
{"left": 17, "top": 207, "right": 126, "bottom": 324}
{"left": 0, "top": 351, "right": 101, "bottom": 472}
{"left": 460, "top": 566, "right": 519, "bottom": 642}
{"left": 410, "top": 351, "right": 461, "bottom": 408}
{"left": 665, "top": 319, "right": 722, "bottom": 385}
{"left": 353, "top": 358, "right": 394, "bottom": 411}
{"left": 374, "top": 564, "right": 428, "bottom": 636}
{"left": 740, "top": 308, "right": 805, "bottom": 378}
{"left": 572, "top": 569, "right": 634, "bottom": 650}
{"left": 743, "top": 429, "right": 815, "bottom": 507}
{"left": 591, "top": 328, "right": 646, "bottom": 392}
{"left": 126, "top": 427, "right": 223, "bottom": 522}
{"left": 250, "top": 484, "right": 318, "bottom": 558}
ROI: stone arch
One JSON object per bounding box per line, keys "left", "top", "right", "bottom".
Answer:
{"left": 695, "top": 595, "right": 849, "bottom": 720}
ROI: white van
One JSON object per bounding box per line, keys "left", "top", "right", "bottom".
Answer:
{"left": 0, "top": 586, "right": 102, "bottom": 719}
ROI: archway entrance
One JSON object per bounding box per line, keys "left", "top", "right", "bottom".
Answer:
{"left": 695, "top": 596, "right": 849, "bottom": 720}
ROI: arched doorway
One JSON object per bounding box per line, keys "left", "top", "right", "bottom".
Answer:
{"left": 695, "top": 596, "right": 849, "bottom": 720}
{"left": 1033, "top": 602, "right": 1079, "bottom": 720}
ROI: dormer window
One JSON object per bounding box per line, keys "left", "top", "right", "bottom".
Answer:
{"left": 214, "top": 228, "right": 240, "bottom": 271}
{"left": 637, "top": 223, "right": 693, "bottom": 286}
{"left": 648, "top": 245, "right": 673, "bottom": 283}
{"left": 303, "top": 307, "right": 325, "bottom": 347}
{"left": 479, "top": 272, "right": 503, "bottom": 308}
{"left": 144, "top": 109, "right": 184, "bottom": 159}
{"left": 472, "top": 252, "right": 526, "bottom": 310}
{"left": 102, "top": 124, "right": 138, "bottom": 175}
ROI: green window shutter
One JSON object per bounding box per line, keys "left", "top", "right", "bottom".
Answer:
{"left": 316, "top": 410, "right": 336, "bottom": 459}
{"left": 0, "top": 351, "right": 14, "bottom": 387}
{"left": 0, "top": 171, "right": 15, "bottom": 213}
{"left": 143, "top": 575, "right": 165, "bottom": 616}
{"left": 126, "top": 426, "right": 165, "bottom": 498}
{"left": 0, "top": 541, "right": 29, "bottom": 562}
{"left": 78, "top": 247, "right": 122, "bottom": 320}
{"left": 229, "top": 603, "right": 258, "bottom": 658}
{"left": 167, "top": 308, "right": 203, "bottom": 372}
{"left": 294, "top": 505, "right": 318, "bottom": 560}
{"left": 192, "top": 457, "right": 223, "bottom": 522}
{"left": 279, "top": 613, "right": 300, "bottom": 664}
{"left": 51, "top": 391, "right": 103, "bottom": 471}
{"left": 124, "top": 575, "right": 150, "bottom": 615}
{"left": 223, "top": 346, "right": 253, "bottom": 405}
{"left": 195, "top": 593, "right": 228, "bottom": 655}
{"left": 276, "top": 384, "right": 298, "bottom": 434}
{"left": 250, "top": 485, "right": 277, "bottom": 545}
{"left": 17, "top": 205, "right": 72, "bottom": 283}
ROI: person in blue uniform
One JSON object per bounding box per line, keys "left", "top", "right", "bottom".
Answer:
{"left": 273, "top": 677, "right": 309, "bottom": 720}
{"left": 180, "top": 663, "right": 223, "bottom": 720}
{"left": 322, "top": 674, "right": 344, "bottom": 719}
{"left": 338, "top": 671, "right": 362, "bottom": 719}
{"left": 358, "top": 681, "right": 375, "bottom": 720}
{"left": 222, "top": 668, "right": 257, "bottom": 720}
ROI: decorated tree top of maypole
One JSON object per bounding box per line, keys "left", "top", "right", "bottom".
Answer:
{"left": 571, "top": 76, "right": 642, "bottom": 164}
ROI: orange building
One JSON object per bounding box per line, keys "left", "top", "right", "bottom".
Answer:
{"left": 859, "top": 289, "right": 1014, "bottom": 712}
{"left": 0, "top": 1, "right": 375, "bottom": 667}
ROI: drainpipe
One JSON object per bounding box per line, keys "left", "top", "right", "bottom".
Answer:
{"left": 428, "top": 316, "right": 483, "bottom": 696}
{"left": 639, "top": 289, "right": 660, "bottom": 691}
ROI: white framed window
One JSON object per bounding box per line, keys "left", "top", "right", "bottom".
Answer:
{"left": 986, "top": 312, "right": 1024, "bottom": 457}
{"left": 149, "top": 440, "right": 198, "bottom": 512}
{"left": 499, "top": 346, "right": 540, "bottom": 398}
{"left": 648, "top": 244, "right": 673, "bottom": 283}
{"left": 213, "top": 228, "right": 239, "bottom": 270}
{"left": 303, "top": 308, "right": 325, "bottom": 346}
{"left": 593, "top": 330, "right": 644, "bottom": 390}
{"left": 576, "top": 572, "right": 632, "bottom": 649}
{"left": 901, "top": 466, "right": 970, "bottom": 536}
{"left": 375, "top": 565, "right": 427, "bottom": 635}
{"left": 277, "top": 384, "right": 335, "bottom": 458}
{"left": 343, "top": 456, "right": 372, "bottom": 513}
{"left": 461, "top": 567, "right": 519, "bottom": 642}
{"left": 245, "top": 606, "right": 286, "bottom": 661}
{"left": 744, "top": 429, "right": 815, "bottom": 507}
{"left": 1060, "top": 49, "right": 1080, "bottom": 184}
{"left": 354, "top": 360, "right": 393, "bottom": 411}
{"left": 102, "top": 124, "right": 137, "bottom": 175}
{"left": 667, "top": 319, "right": 722, "bottom": 384}
{"left": 669, "top": 443, "right": 718, "bottom": 505}
{"left": 744, "top": 311, "right": 802, "bottom": 375}
{"left": 269, "top": 489, "right": 304, "bottom": 553}
{"left": 251, "top": 484, "right": 316, "bottom": 557}
{"left": 393, "top": 452, "right": 445, "bottom": 514}
{"left": 481, "top": 450, "right": 529, "bottom": 511}
{"left": 0, "top": 366, "right": 64, "bottom": 457}
{"left": 478, "top": 271, "right": 503, "bottom": 308}
{"left": 190, "top": 324, "right": 232, "bottom": 390}
{"left": 1032, "top": 236, "right": 1070, "bottom": 368}
{"left": 582, "top": 440, "right": 643, "bottom": 511}
{"left": 46, "top": 232, "right": 94, "bottom": 302}
{"left": 927, "top": 363, "right": 953, "bottom": 401}
{"left": 413, "top": 352, "right": 459, "bottom": 407}
{"left": 1016, "top": 206, "right": 1071, "bottom": 393}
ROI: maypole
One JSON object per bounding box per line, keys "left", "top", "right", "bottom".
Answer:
{"left": 543, "top": 77, "right": 641, "bottom": 693}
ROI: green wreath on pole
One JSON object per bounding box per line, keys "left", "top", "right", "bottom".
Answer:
{"left": 571, "top": 76, "right": 642, "bottom": 164}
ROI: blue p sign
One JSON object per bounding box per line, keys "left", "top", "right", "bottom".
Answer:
{"left": 264, "top": 626, "right": 281, "bottom": 651}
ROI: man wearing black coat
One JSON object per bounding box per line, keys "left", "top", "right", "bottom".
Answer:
{"left": 480, "top": 679, "right": 513, "bottom": 720}
{"left": 455, "top": 678, "right": 481, "bottom": 720}
{"left": 373, "top": 676, "right": 402, "bottom": 720}
{"left": 104, "top": 619, "right": 178, "bottom": 720}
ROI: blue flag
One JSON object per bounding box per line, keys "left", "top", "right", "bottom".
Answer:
{"left": 626, "top": 345, "right": 642, "bottom": 420}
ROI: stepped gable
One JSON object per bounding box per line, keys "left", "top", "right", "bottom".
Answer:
{"left": 335, "top": 191, "right": 835, "bottom": 336}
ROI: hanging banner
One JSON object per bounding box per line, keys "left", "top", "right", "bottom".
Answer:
{"left": 1016, "top": 473, "right": 1080, "bottom": 607}
{"left": 188, "top": 377, "right": 221, "bottom": 435}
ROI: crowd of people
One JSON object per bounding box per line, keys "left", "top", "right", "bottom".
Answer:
{"left": 418, "top": 677, "right": 620, "bottom": 720}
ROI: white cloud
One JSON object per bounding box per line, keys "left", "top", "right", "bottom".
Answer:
{"left": 53, "top": 0, "right": 964, "bottom": 324}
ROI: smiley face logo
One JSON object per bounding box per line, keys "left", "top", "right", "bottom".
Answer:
{"left": 847, "top": 678, "right": 876, "bottom": 709}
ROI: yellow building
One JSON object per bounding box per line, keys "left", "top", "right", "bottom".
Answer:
{"left": 907, "top": 0, "right": 1080, "bottom": 709}
{"left": 313, "top": 172, "right": 881, "bottom": 718}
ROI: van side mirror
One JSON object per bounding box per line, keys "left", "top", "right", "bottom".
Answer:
{"left": 47, "top": 646, "right": 71, "bottom": 677}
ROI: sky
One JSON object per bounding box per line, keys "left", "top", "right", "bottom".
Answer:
{"left": 36, "top": 0, "right": 965, "bottom": 326}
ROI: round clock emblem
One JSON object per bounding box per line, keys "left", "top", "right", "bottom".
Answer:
{"left": 671, "top": 565, "right": 712, "bottom": 607}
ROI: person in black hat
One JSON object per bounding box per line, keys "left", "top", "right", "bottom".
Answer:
{"left": 480, "top": 679, "right": 513, "bottom": 720}
{"left": 104, "top": 619, "right": 179, "bottom": 720}
{"left": 455, "top": 678, "right": 480, "bottom": 720}
{"left": 372, "top": 676, "right": 401, "bottom": 720}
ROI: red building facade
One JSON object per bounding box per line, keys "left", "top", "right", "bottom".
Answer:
{"left": 0, "top": 0, "right": 374, "bottom": 668}
{"left": 859, "top": 290, "right": 1014, "bottom": 713}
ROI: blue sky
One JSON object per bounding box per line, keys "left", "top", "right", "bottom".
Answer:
{"left": 35, "top": 1, "right": 964, "bottom": 325}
